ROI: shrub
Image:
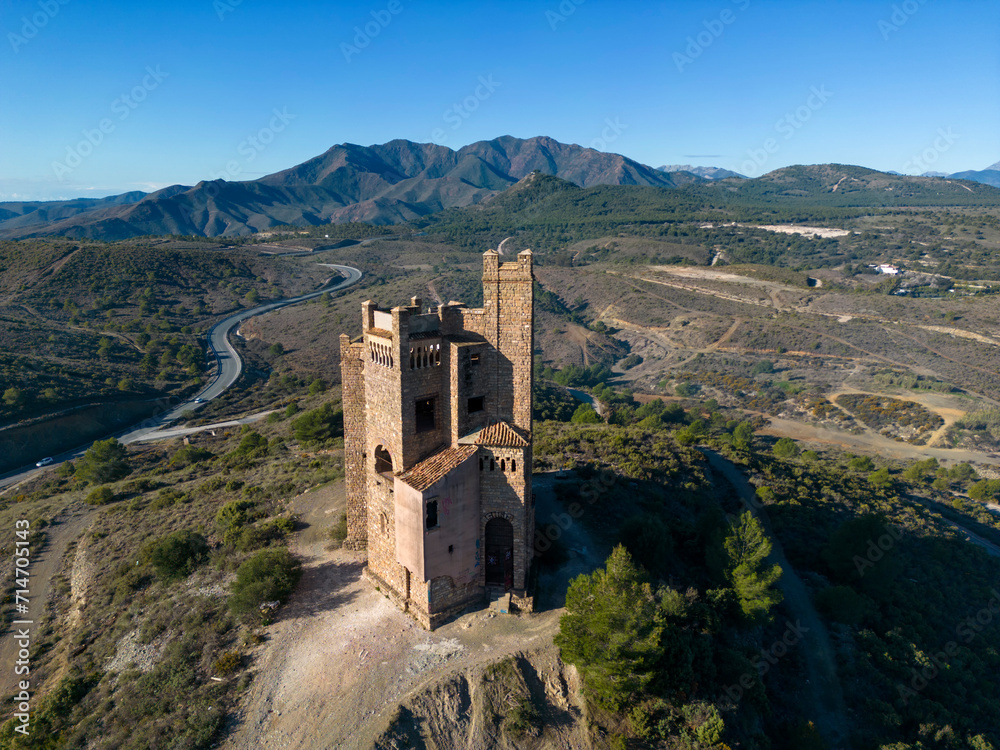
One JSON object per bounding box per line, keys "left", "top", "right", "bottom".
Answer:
{"left": 969, "top": 479, "right": 1000, "bottom": 502}
{"left": 217, "top": 500, "right": 258, "bottom": 545}
{"left": 212, "top": 650, "right": 243, "bottom": 676}
{"left": 506, "top": 697, "right": 541, "bottom": 738}
{"left": 290, "top": 403, "right": 343, "bottom": 444}
{"left": 228, "top": 548, "right": 302, "bottom": 621}
{"left": 674, "top": 382, "right": 697, "bottom": 397}
{"left": 570, "top": 403, "right": 602, "bottom": 424}
{"left": 620, "top": 353, "right": 642, "bottom": 370}
{"left": 85, "top": 486, "right": 116, "bottom": 505}
{"left": 772, "top": 437, "right": 800, "bottom": 458}
{"left": 328, "top": 513, "right": 348, "bottom": 548}
{"left": 150, "top": 530, "right": 209, "bottom": 580}
{"left": 169, "top": 444, "right": 214, "bottom": 468}
{"left": 150, "top": 488, "right": 187, "bottom": 510}
{"left": 868, "top": 467, "right": 892, "bottom": 488}
{"left": 236, "top": 518, "right": 295, "bottom": 552}
{"left": 848, "top": 455, "right": 875, "bottom": 472}
{"left": 232, "top": 431, "right": 268, "bottom": 456}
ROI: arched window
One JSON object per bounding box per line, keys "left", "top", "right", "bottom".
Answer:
{"left": 511, "top": 459, "right": 516, "bottom": 472}
{"left": 374, "top": 445, "right": 393, "bottom": 474}
{"left": 500, "top": 458, "right": 506, "bottom": 471}
{"left": 490, "top": 458, "right": 495, "bottom": 471}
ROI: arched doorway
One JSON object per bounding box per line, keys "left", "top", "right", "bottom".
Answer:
{"left": 485, "top": 518, "right": 514, "bottom": 590}
{"left": 374, "top": 445, "right": 393, "bottom": 475}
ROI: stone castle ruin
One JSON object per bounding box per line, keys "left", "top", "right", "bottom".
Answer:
{"left": 338, "top": 249, "right": 535, "bottom": 629}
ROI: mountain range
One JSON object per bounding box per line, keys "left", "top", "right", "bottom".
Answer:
{"left": 919, "top": 160, "right": 1000, "bottom": 187}
{"left": 0, "top": 136, "right": 701, "bottom": 241}
{"left": 1, "top": 137, "right": 998, "bottom": 241}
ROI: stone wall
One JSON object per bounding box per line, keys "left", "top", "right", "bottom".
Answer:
{"left": 339, "top": 335, "right": 367, "bottom": 549}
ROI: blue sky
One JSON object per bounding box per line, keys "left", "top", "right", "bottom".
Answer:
{"left": 2, "top": 0, "right": 998, "bottom": 200}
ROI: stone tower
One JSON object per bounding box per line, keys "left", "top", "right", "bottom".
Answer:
{"left": 338, "top": 249, "right": 535, "bottom": 629}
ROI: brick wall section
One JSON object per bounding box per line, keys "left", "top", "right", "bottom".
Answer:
{"left": 338, "top": 249, "right": 536, "bottom": 628}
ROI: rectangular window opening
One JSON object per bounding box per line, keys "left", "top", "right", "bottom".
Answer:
{"left": 415, "top": 397, "right": 436, "bottom": 433}
{"left": 426, "top": 499, "right": 439, "bottom": 530}
{"left": 470, "top": 352, "right": 480, "bottom": 365}
{"left": 467, "top": 396, "right": 485, "bottom": 414}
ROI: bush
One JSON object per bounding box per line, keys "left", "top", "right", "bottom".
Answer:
{"left": 212, "top": 650, "right": 243, "bottom": 675}
{"left": 328, "top": 513, "right": 348, "bottom": 547}
{"left": 169, "top": 444, "right": 214, "bottom": 468}
{"left": 772, "top": 437, "right": 800, "bottom": 458}
{"left": 236, "top": 518, "right": 295, "bottom": 552}
{"left": 85, "top": 486, "right": 116, "bottom": 506}
{"left": 217, "top": 500, "right": 258, "bottom": 544}
{"left": 620, "top": 354, "right": 642, "bottom": 370}
{"left": 150, "top": 488, "right": 187, "bottom": 510}
{"left": 232, "top": 431, "right": 268, "bottom": 456}
{"left": 969, "top": 479, "right": 1000, "bottom": 502}
{"left": 150, "top": 530, "right": 209, "bottom": 580}
{"left": 229, "top": 548, "right": 302, "bottom": 621}
{"left": 570, "top": 403, "right": 602, "bottom": 424}
{"left": 291, "top": 403, "right": 344, "bottom": 444}
{"left": 506, "top": 697, "right": 541, "bottom": 738}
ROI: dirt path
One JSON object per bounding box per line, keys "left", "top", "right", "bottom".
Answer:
{"left": 220, "top": 481, "right": 564, "bottom": 750}
{"left": 703, "top": 451, "right": 850, "bottom": 750}
{"left": 759, "top": 415, "right": 1000, "bottom": 466}
{"left": 0, "top": 504, "right": 93, "bottom": 698}
{"left": 675, "top": 317, "right": 744, "bottom": 368}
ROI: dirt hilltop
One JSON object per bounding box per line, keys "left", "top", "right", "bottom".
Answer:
{"left": 220, "top": 478, "right": 596, "bottom": 750}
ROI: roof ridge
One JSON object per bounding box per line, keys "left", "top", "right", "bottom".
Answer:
{"left": 474, "top": 420, "right": 528, "bottom": 448}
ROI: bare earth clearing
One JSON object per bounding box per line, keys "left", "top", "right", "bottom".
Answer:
{"left": 221, "top": 475, "right": 596, "bottom": 750}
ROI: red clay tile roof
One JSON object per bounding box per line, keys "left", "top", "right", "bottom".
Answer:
{"left": 397, "top": 445, "right": 477, "bottom": 492}
{"left": 367, "top": 328, "right": 393, "bottom": 339}
{"left": 474, "top": 421, "right": 528, "bottom": 448}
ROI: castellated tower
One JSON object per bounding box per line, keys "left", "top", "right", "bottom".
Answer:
{"left": 338, "top": 249, "right": 535, "bottom": 629}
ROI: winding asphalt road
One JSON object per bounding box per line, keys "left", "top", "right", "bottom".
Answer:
{"left": 0, "top": 264, "right": 362, "bottom": 492}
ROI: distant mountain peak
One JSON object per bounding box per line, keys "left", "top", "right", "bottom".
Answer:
{"left": 657, "top": 164, "right": 744, "bottom": 180}
{"left": 987, "top": 160, "right": 1000, "bottom": 171}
